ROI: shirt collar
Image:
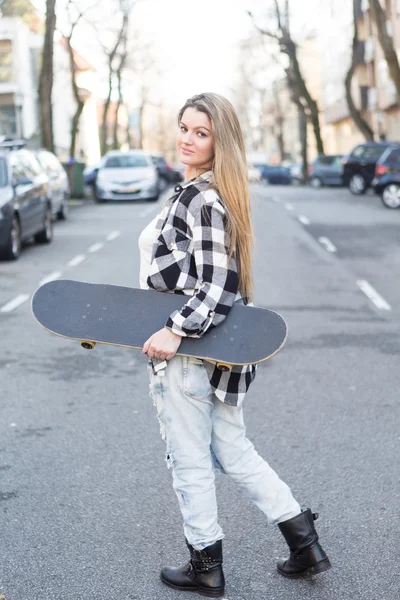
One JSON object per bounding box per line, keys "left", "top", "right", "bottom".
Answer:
{"left": 174, "top": 170, "right": 213, "bottom": 193}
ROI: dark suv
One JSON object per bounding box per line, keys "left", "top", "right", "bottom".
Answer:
{"left": 342, "top": 142, "right": 399, "bottom": 195}
{"left": 372, "top": 146, "right": 400, "bottom": 209}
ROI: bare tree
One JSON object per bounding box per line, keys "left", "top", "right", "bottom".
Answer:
{"left": 38, "top": 0, "right": 56, "bottom": 151}
{"left": 93, "top": 0, "right": 134, "bottom": 154}
{"left": 345, "top": 0, "right": 374, "bottom": 141}
{"left": 63, "top": 1, "right": 98, "bottom": 159}
{"left": 112, "top": 28, "right": 129, "bottom": 149}
{"left": 369, "top": 0, "right": 400, "bottom": 100}
{"left": 248, "top": 0, "right": 325, "bottom": 155}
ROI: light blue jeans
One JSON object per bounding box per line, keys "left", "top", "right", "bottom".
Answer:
{"left": 148, "top": 356, "right": 301, "bottom": 550}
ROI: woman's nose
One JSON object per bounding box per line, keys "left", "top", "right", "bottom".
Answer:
{"left": 182, "top": 131, "right": 193, "bottom": 144}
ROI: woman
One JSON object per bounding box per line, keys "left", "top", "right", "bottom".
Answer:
{"left": 138, "top": 93, "right": 331, "bottom": 598}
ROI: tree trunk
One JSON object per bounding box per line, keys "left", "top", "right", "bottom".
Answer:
{"left": 345, "top": 0, "right": 374, "bottom": 141}
{"left": 138, "top": 103, "right": 144, "bottom": 149}
{"left": 272, "top": 83, "right": 286, "bottom": 161}
{"left": 100, "top": 14, "right": 128, "bottom": 155}
{"left": 283, "top": 36, "right": 324, "bottom": 155}
{"left": 38, "top": 0, "right": 56, "bottom": 151}
{"left": 66, "top": 35, "right": 85, "bottom": 159}
{"left": 298, "top": 103, "right": 308, "bottom": 183}
{"left": 369, "top": 0, "right": 400, "bottom": 101}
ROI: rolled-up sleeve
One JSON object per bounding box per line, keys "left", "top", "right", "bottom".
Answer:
{"left": 165, "top": 198, "right": 239, "bottom": 337}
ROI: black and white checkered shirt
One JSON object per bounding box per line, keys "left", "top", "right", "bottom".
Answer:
{"left": 147, "top": 170, "right": 256, "bottom": 406}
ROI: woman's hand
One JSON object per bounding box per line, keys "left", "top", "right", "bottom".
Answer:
{"left": 142, "top": 327, "right": 182, "bottom": 361}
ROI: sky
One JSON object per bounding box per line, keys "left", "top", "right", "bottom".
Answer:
{"left": 33, "top": 0, "right": 320, "bottom": 109}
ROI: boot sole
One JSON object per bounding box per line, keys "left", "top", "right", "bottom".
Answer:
{"left": 277, "top": 558, "right": 332, "bottom": 579}
{"left": 160, "top": 574, "right": 225, "bottom": 597}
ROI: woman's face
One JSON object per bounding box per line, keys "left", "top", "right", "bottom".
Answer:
{"left": 177, "top": 107, "right": 214, "bottom": 171}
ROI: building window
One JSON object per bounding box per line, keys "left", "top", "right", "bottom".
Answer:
{"left": 0, "top": 39, "right": 13, "bottom": 82}
{"left": 0, "top": 106, "right": 17, "bottom": 136}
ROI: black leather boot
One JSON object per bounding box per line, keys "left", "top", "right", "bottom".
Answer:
{"left": 277, "top": 509, "right": 331, "bottom": 578}
{"left": 160, "top": 538, "right": 225, "bottom": 597}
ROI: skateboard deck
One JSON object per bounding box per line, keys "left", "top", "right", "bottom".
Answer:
{"left": 31, "top": 280, "right": 288, "bottom": 370}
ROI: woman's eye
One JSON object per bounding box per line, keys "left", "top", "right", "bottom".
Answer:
{"left": 180, "top": 126, "right": 187, "bottom": 132}
{"left": 198, "top": 132, "right": 206, "bottom": 138}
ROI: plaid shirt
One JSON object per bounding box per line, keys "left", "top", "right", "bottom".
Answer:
{"left": 147, "top": 170, "right": 256, "bottom": 406}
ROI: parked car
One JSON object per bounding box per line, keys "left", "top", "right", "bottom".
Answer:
{"left": 309, "top": 154, "right": 344, "bottom": 188}
{"left": 342, "top": 141, "right": 400, "bottom": 195}
{"left": 290, "top": 162, "right": 307, "bottom": 185}
{"left": 255, "top": 164, "right": 292, "bottom": 185}
{"left": 94, "top": 150, "right": 160, "bottom": 202}
{"left": 372, "top": 146, "right": 400, "bottom": 209}
{"left": 35, "top": 149, "right": 70, "bottom": 220}
{"left": 0, "top": 144, "right": 53, "bottom": 260}
{"left": 247, "top": 164, "right": 261, "bottom": 183}
{"left": 150, "top": 153, "right": 183, "bottom": 191}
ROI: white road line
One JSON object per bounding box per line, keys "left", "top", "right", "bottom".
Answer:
{"left": 106, "top": 230, "right": 120, "bottom": 241}
{"left": 318, "top": 236, "right": 337, "bottom": 253}
{"left": 285, "top": 203, "right": 294, "bottom": 211}
{"left": 88, "top": 242, "right": 104, "bottom": 253}
{"left": 357, "top": 280, "right": 391, "bottom": 311}
{"left": 38, "top": 271, "right": 63, "bottom": 286}
{"left": 272, "top": 196, "right": 280, "bottom": 203}
{"left": 0, "top": 294, "right": 30, "bottom": 313}
{"left": 139, "top": 206, "right": 157, "bottom": 218}
{"left": 298, "top": 215, "right": 310, "bottom": 225}
{"left": 68, "top": 254, "right": 86, "bottom": 267}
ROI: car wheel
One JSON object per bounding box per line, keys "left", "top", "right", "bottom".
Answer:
{"left": 381, "top": 184, "right": 400, "bottom": 209}
{"left": 310, "top": 176, "right": 322, "bottom": 189}
{"left": 34, "top": 205, "right": 53, "bottom": 244}
{"left": 147, "top": 195, "right": 159, "bottom": 202}
{"left": 1, "top": 214, "right": 21, "bottom": 260}
{"left": 57, "top": 194, "right": 69, "bottom": 220}
{"left": 94, "top": 187, "right": 106, "bottom": 203}
{"left": 349, "top": 174, "right": 367, "bottom": 195}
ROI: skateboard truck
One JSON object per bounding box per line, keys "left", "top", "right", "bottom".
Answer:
{"left": 81, "top": 340, "right": 96, "bottom": 350}
{"left": 216, "top": 362, "right": 232, "bottom": 372}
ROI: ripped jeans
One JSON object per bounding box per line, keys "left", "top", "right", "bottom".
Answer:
{"left": 148, "top": 355, "right": 301, "bottom": 550}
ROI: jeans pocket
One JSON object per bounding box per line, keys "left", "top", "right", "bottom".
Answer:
{"left": 183, "top": 357, "right": 213, "bottom": 400}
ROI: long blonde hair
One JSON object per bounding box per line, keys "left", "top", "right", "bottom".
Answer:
{"left": 178, "top": 93, "right": 254, "bottom": 302}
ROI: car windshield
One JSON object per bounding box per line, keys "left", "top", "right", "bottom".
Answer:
{"left": 104, "top": 155, "right": 148, "bottom": 168}
{"left": 0, "top": 158, "right": 7, "bottom": 187}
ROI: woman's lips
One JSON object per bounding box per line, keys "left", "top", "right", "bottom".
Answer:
{"left": 181, "top": 147, "right": 194, "bottom": 155}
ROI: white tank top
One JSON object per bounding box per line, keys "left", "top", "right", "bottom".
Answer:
{"left": 138, "top": 213, "right": 160, "bottom": 289}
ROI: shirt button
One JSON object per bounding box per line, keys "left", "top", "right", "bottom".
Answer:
{"left": 174, "top": 184, "right": 183, "bottom": 193}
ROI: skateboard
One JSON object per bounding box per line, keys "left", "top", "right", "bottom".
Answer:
{"left": 31, "top": 279, "right": 288, "bottom": 371}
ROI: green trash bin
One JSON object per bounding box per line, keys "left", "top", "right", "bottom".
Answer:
{"left": 63, "top": 160, "right": 86, "bottom": 198}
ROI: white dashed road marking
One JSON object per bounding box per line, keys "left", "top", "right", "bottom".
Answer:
{"left": 357, "top": 280, "right": 391, "bottom": 311}
{"left": 38, "top": 271, "right": 63, "bottom": 287}
{"left": 272, "top": 196, "right": 280, "bottom": 203}
{"left": 318, "top": 236, "right": 337, "bottom": 253}
{"left": 0, "top": 294, "right": 30, "bottom": 313}
{"left": 68, "top": 254, "right": 86, "bottom": 267}
{"left": 285, "top": 203, "right": 294, "bottom": 211}
{"left": 106, "top": 230, "right": 120, "bottom": 241}
{"left": 298, "top": 215, "right": 311, "bottom": 225}
{"left": 88, "top": 243, "right": 104, "bottom": 253}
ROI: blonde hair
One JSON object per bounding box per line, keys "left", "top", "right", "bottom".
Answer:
{"left": 178, "top": 93, "right": 254, "bottom": 302}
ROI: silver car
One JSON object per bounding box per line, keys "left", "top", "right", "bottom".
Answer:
{"left": 94, "top": 150, "right": 160, "bottom": 203}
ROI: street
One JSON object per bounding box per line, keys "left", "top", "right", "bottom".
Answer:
{"left": 1, "top": 185, "right": 399, "bottom": 600}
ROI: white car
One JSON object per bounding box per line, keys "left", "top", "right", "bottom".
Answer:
{"left": 94, "top": 150, "right": 160, "bottom": 203}
{"left": 248, "top": 164, "right": 261, "bottom": 183}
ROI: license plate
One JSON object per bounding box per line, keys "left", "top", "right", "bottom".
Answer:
{"left": 113, "top": 186, "right": 139, "bottom": 194}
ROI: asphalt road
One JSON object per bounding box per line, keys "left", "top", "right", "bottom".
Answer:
{"left": 0, "top": 185, "right": 399, "bottom": 600}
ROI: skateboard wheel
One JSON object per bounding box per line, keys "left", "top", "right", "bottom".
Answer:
{"left": 81, "top": 340, "right": 96, "bottom": 350}
{"left": 216, "top": 362, "right": 232, "bottom": 372}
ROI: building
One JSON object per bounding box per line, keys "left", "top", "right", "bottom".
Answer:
{"left": 318, "top": 0, "right": 400, "bottom": 153}
{"left": 0, "top": 16, "right": 101, "bottom": 164}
